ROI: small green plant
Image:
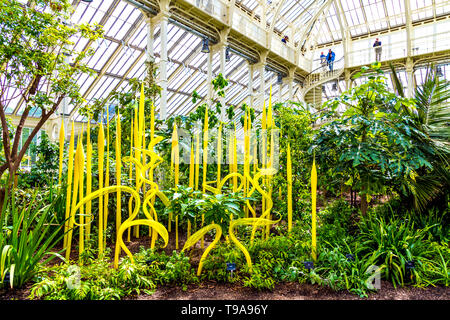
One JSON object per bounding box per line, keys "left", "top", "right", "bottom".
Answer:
{"left": 0, "top": 189, "right": 64, "bottom": 289}
{"left": 30, "top": 256, "right": 155, "bottom": 300}
{"left": 358, "top": 213, "right": 435, "bottom": 287}
{"left": 134, "top": 248, "right": 198, "bottom": 289}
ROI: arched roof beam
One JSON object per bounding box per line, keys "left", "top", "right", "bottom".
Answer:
{"left": 296, "top": 0, "right": 334, "bottom": 54}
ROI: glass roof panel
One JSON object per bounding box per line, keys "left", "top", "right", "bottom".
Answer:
{"left": 3, "top": 0, "right": 449, "bottom": 122}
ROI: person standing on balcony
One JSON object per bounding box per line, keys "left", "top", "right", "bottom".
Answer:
{"left": 373, "top": 38, "right": 382, "bottom": 62}
{"left": 326, "top": 49, "right": 335, "bottom": 71}
{"left": 320, "top": 52, "right": 327, "bottom": 72}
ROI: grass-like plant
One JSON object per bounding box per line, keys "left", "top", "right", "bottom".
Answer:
{"left": 0, "top": 188, "right": 64, "bottom": 288}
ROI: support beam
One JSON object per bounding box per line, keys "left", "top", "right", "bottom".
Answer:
{"left": 404, "top": 0, "right": 413, "bottom": 58}
{"left": 146, "top": 14, "right": 155, "bottom": 62}
{"left": 284, "top": 67, "right": 296, "bottom": 101}
{"left": 248, "top": 62, "right": 254, "bottom": 108}
{"left": 206, "top": 49, "right": 214, "bottom": 106}
{"left": 406, "top": 58, "right": 415, "bottom": 98}
{"left": 255, "top": 50, "right": 269, "bottom": 111}
{"left": 159, "top": 12, "right": 169, "bottom": 120}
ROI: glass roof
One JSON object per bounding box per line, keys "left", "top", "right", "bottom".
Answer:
{"left": 3, "top": 0, "right": 450, "bottom": 123}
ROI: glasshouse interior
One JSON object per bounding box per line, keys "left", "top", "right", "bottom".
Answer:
{"left": 0, "top": 0, "right": 449, "bottom": 301}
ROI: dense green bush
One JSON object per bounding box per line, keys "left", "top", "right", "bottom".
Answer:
{"left": 17, "top": 132, "right": 59, "bottom": 189}
{"left": 1, "top": 189, "right": 64, "bottom": 289}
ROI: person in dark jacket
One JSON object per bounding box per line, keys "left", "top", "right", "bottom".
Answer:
{"left": 326, "top": 49, "right": 335, "bottom": 71}
{"left": 373, "top": 38, "right": 382, "bottom": 62}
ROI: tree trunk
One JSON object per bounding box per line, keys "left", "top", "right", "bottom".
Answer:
{"left": 360, "top": 183, "right": 368, "bottom": 216}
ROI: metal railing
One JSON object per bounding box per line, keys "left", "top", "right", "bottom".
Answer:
{"left": 302, "top": 56, "right": 345, "bottom": 91}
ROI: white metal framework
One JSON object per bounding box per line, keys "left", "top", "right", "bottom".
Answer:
{"left": 3, "top": 0, "right": 450, "bottom": 135}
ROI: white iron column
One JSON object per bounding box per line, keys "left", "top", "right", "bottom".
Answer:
{"left": 159, "top": 11, "right": 169, "bottom": 120}
{"left": 404, "top": 0, "right": 413, "bottom": 58}
{"left": 257, "top": 62, "right": 265, "bottom": 110}
{"left": 206, "top": 47, "right": 213, "bottom": 106}
{"left": 146, "top": 15, "right": 155, "bottom": 62}
{"left": 345, "top": 69, "right": 352, "bottom": 91}
{"left": 406, "top": 58, "right": 414, "bottom": 98}
{"left": 218, "top": 43, "right": 227, "bottom": 121}
{"left": 278, "top": 77, "right": 282, "bottom": 102}
{"left": 248, "top": 62, "right": 254, "bottom": 108}
{"left": 285, "top": 67, "right": 296, "bottom": 101}
{"left": 256, "top": 51, "right": 268, "bottom": 111}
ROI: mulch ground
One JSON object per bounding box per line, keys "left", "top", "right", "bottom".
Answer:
{"left": 1, "top": 208, "right": 448, "bottom": 301}
{"left": 1, "top": 232, "right": 449, "bottom": 301}
{"left": 1, "top": 280, "right": 448, "bottom": 300}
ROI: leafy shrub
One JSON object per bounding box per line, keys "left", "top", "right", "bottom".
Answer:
{"left": 357, "top": 214, "right": 435, "bottom": 287}
{"left": 17, "top": 132, "right": 59, "bottom": 189}
{"left": 420, "top": 243, "right": 449, "bottom": 286}
{"left": 0, "top": 189, "right": 63, "bottom": 289}
{"left": 318, "top": 199, "right": 357, "bottom": 246}
{"left": 30, "top": 257, "right": 155, "bottom": 300}
{"left": 309, "top": 246, "right": 383, "bottom": 297}
{"left": 134, "top": 248, "right": 198, "bottom": 289}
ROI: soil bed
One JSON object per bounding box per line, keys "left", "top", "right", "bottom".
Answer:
{"left": 1, "top": 280, "right": 448, "bottom": 300}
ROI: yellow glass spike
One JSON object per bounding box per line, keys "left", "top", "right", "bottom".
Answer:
{"left": 63, "top": 121, "right": 75, "bottom": 249}
{"left": 98, "top": 121, "right": 105, "bottom": 256}
{"left": 58, "top": 119, "right": 65, "bottom": 184}
{"left": 311, "top": 157, "right": 318, "bottom": 261}
{"left": 86, "top": 119, "right": 92, "bottom": 240}
{"left": 287, "top": 143, "right": 292, "bottom": 232}
{"left": 116, "top": 111, "right": 122, "bottom": 236}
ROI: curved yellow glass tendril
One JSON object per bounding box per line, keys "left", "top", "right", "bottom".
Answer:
{"left": 228, "top": 217, "right": 280, "bottom": 271}
{"left": 182, "top": 224, "right": 222, "bottom": 276}
{"left": 114, "top": 219, "right": 169, "bottom": 268}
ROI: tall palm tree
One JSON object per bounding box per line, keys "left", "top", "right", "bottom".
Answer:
{"left": 389, "top": 64, "right": 449, "bottom": 213}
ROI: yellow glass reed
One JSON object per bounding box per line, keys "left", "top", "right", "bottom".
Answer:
{"left": 171, "top": 123, "right": 179, "bottom": 186}
{"left": 133, "top": 107, "right": 140, "bottom": 237}
{"left": 66, "top": 139, "right": 80, "bottom": 260}
{"left": 58, "top": 120, "right": 65, "bottom": 185}
{"left": 232, "top": 127, "right": 237, "bottom": 192}
{"left": 128, "top": 116, "right": 133, "bottom": 242}
{"left": 116, "top": 112, "right": 122, "bottom": 236}
{"left": 98, "top": 122, "right": 105, "bottom": 256}
{"left": 311, "top": 157, "right": 317, "bottom": 261}
{"left": 78, "top": 130, "right": 85, "bottom": 257}
{"left": 195, "top": 131, "right": 200, "bottom": 191}
{"left": 86, "top": 119, "right": 92, "bottom": 240}
{"left": 201, "top": 107, "right": 209, "bottom": 249}
{"left": 104, "top": 109, "right": 110, "bottom": 234}
{"left": 63, "top": 122, "right": 75, "bottom": 249}
{"left": 189, "top": 142, "right": 194, "bottom": 188}
{"left": 171, "top": 123, "right": 180, "bottom": 249}
{"left": 287, "top": 143, "right": 293, "bottom": 232}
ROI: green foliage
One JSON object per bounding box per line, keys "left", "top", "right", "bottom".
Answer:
{"left": 30, "top": 248, "right": 200, "bottom": 300}
{"left": 318, "top": 199, "right": 356, "bottom": 245}
{"left": 163, "top": 186, "right": 204, "bottom": 227}
{"left": 272, "top": 106, "right": 314, "bottom": 222}
{"left": 357, "top": 213, "right": 435, "bottom": 288}
{"left": 17, "top": 132, "right": 59, "bottom": 188}
{"left": 314, "top": 65, "right": 431, "bottom": 214}
{"left": 0, "top": 189, "right": 64, "bottom": 289}
{"left": 201, "top": 192, "right": 249, "bottom": 234}
{"left": 30, "top": 257, "right": 155, "bottom": 300}
{"left": 133, "top": 248, "right": 198, "bottom": 288}
{"left": 389, "top": 64, "right": 450, "bottom": 213}
{"left": 163, "top": 186, "right": 250, "bottom": 236}
{"left": 310, "top": 246, "right": 383, "bottom": 297}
